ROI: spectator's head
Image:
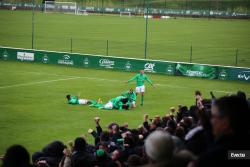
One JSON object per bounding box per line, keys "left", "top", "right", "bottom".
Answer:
{"left": 2, "top": 145, "right": 31, "bottom": 167}
{"left": 130, "top": 129, "right": 140, "bottom": 144}
{"left": 124, "top": 135, "right": 136, "bottom": 148}
{"left": 195, "top": 90, "right": 203, "bottom": 101}
{"left": 66, "top": 95, "right": 70, "bottom": 100}
{"left": 189, "top": 105, "right": 199, "bottom": 118}
{"left": 154, "top": 115, "right": 161, "bottom": 124}
{"left": 108, "top": 123, "right": 118, "bottom": 133}
{"left": 180, "top": 106, "right": 188, "bottom": 115}
{"left": 167, "top": 120, "right": 177, "bottom": 131}
{"left": 96, "top": 149, "right": 107, "bottom": 161}
{"left": 145, "top": 130, "right": 174, "bottom": 163}
{"left": 170, "top": 107, "right": 176, "bottom": 113}
{"left": 183, "top": 117, "right": 193, "bottom": 129}
{"left": 149, "top": 122, "right": 157, "bottom": 131}
{"left": 111, "top": 149, "right": 121, "bottom": 161}
{"left": 237, "top": 90, "right": 246, "bottom": 101}
{"left": 73, "top": 137, "right": 86, "bottom": 152}
{"left": 126, "top": 154, "right": 143, "bottom": 167}
{"left": 171, "top": 150, "right": 196, "bottom": 167}
{"left": 175, "top": 126, "right": 185, "bottom": 140}
{"left": 100, "top": 131, "right": 110, "bottom": 142}
{"left": 178, "top": 104, "right": 182, "bottom": 111}
{"left": 195, "top": 90, "right": 202, "bottom": 97}
{"left": 137, "top": 125, "right": 147, "bottom": 134}
{"left": 140, "top": 70, "right": 144, "bottom": 75}
{"left": 211, "top": 95, "right": 250, "bottom": 137}
{"left": 112, "top": 124, "right": 120, "bottom": 134}
{"left": 42, "top": 140, "right": 65, "bottom": 158}
{"left": 98, "top": 142, "right": 109, "bottom": 153}
{"left": 32, "top": 152, "right": 44, "bottom": 164}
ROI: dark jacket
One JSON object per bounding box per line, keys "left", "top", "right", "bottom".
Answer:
{"left": 197, "top": 133, "right": 250, "bottom": 167}
{"left": 71, "top": 151, "right": 95, "bottom": 167}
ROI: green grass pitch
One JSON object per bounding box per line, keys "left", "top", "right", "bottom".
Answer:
{"left": 0, "top": 61, "right": 250, "bottom": 155}
{"left": 0, "top": 10, "right": 250, "bottom": 67}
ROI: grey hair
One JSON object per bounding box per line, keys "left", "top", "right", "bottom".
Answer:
{"left": 145, "top": 130, "right": 174, "bottom": 162}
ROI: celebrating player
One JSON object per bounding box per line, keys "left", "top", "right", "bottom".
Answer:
{"left": 126, "top": 70, "right": 155, "bottom": 106}
{"left": 91, "top": 96, "right": 131, "bottom": 110}
{"left": 66, "top": 95, "right": 96, "bottom": 105}
{"left": 121, "top": 88, "right": 137, "bottom": 108}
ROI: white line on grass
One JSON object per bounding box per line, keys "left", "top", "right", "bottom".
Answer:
{"left": 25, "top": 72, "right": 235, "bottom": 93}
{"left": 25, "top": 71, "right": 184, "bottom": 88}
{"left": 1, "top": 71, "right": 247, "bottom": 95}
{"left": 0, "top": 76, "right": 81, "bottom": 89}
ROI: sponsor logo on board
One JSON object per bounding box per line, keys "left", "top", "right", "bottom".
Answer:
{"left": 17, "top": 52, "right": 34, "bottom": 61}
{"left": 99, "top": 59, "right": 115, "bottom": 68}
{"left": 144, "top": 63, "right": 155, "bottom": 73}
{"left": 2, "top": 50, "right": 9, "bottom": 60}
{"left": 238, "top": 71, "right": 250, "bottom": 81}
{"left": 42, "top": 54, "right": 49, "bottom": 63}
{"left": 83, "top": 57, "right": 89, "bottom": 67}
{"left": 58, "top": 55, "right": 74, "bottom": 65}
{"left": 218, "top": 69, "right": 228, "bottom": 80}
{"left": 166, "top": 64, "right": 174, "bottom": 75}
{"left": 125, "top": 61, "right": 132, "bottom": 71}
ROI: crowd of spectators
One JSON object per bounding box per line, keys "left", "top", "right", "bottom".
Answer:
{"left": 1, "top": 90, "right": 250, "bottom": 167}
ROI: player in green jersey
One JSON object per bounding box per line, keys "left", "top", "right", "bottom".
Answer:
{"left": 100, "top": 96, "right": 131, "bottom": 110}
{"left": 99, "top": 96, "right": 124, "bottom": 110}
{"left": 66, "top": 95, "right": 96, "bottom": 105}
{"left": 91, "top": 96, "right": 131, "bottom": 110}
{"left": 126, "top": 70, "right": 155, "bottom": 106}
{"left": 121, "top": 89, "right": 137, "bottom": 108}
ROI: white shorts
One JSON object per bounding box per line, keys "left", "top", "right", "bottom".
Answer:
{"left": 131, "top": 101, "right": 136, "bottom": 107}
{"left": 78, "top": 99, "right": 88, "bottom": 105}
{"left": 135, "top": 85, "right": 145, "bottom": 93}
{"left": 104, "top": 101, "right": 113, "bottom": 109}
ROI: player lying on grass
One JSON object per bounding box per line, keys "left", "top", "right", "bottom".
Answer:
{"left": 121, "top": 88, "right": 137, "bottom": 108}
{"left": 66, "top": 94, "right": 97, "bottom": 105}
{"left": 90, "top": 96, "right": 131, "bottom": 110}
{"left": 126, "top": 70, "right": 155, "bottom": 106}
